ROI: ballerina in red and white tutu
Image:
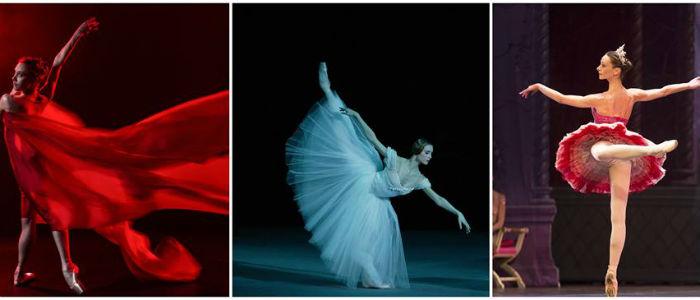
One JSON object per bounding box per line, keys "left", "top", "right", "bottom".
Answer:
{"left": 519, "top": 45, "right": 700, "bottom": 297}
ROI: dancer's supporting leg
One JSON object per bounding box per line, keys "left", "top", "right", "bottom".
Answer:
{"left": 52, "top": 230, "right": 84, "bottom": 295}
{"left": 14, "top": 217, "right": 36, "bottom": 286}
{"left": 605, "top": 160, "right": 631, "bottom": 297}
{"left": 590, "top": 138, "right": 677, "bottom": 297}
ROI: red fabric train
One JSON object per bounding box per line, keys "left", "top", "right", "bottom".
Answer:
{"left": 4, "top": 91, "right": 229, "bottom": 281}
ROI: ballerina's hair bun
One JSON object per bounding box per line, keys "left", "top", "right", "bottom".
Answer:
{"left": 605, "top": 44, "right": 633, "bottom": 79}
{"left": 411, "top": 138, "right": 432, "bottom": 155}
{"left": 17, "top": 56, "right": 50, "bottom": 85}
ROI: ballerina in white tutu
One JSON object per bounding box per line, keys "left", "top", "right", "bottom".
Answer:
{"left": 286, "top": 62, "right": 470, "bottom": 289}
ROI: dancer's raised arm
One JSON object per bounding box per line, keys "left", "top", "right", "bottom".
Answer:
{"left": 520, "top": 83, "right": 603, "bottom": 108}
{"left": 630, "top": 77, "right": 700, "bottom": 102}
{"left": 423, "top": 187, "right": 470, "bottom": 234}
{"left": 340, "top": 107, "right": 388, "bottom": 157}
{"left": 42, "top": 17, "right": 99, "bottom": 100}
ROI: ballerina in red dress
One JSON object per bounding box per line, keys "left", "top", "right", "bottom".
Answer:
{"left": 7, "top": 18, "right": 229, "bottom": 295}
{"left": 520, "top": 45, "right": 700, "bottom": 297}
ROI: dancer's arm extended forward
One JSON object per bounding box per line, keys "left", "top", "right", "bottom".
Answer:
{"left": 423, "top": 187, "right": 470, "bottom": 235}
{"left": 520, "top": 83, "right": 602, "bottom": 108}
{"left": 42, "top": 17, "right": 99, "bottom": 100}
{"left": 630, "top": 77, "right": 700, "bottom": 102}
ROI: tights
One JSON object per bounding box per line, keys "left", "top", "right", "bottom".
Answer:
{"left": 591, "top": 141, "right": 652, "bottom": 275}
{"left": 16, "top": 218, "right": 74, "bottom": 274}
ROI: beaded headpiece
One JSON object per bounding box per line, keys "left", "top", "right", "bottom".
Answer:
{"left": 615, "top": 44, "right": 628, "bottom": 65}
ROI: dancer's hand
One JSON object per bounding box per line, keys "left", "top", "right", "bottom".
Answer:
{"left": 457, "top": 212, "right": 471, "bottom": 235}
{"left": 319, "top": 62, "right": 332, "bottom": 94}
{"left": 78, "top": 17, "right": 99, "bottom": 36}
{"left": 339, "top": 107, "right": 358, "bottom": 117}
{"left": 688, "top": 76, "right": 700, "bottom": 90}
{"left": 519, "top": 84, "right": 540, "bottom": 99}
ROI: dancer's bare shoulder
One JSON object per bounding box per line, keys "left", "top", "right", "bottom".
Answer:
{"left": 588, "top": 92, "right": 607, "bottom": 101}
{"left": 626, "top": 88, "right": 646, "bottom": 101}
{"left": 0, "top": 93, "right": 9, "bottom": 112}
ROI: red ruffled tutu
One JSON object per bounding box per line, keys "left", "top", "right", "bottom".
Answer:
{"left": 555, "top": 122, "right": 666, "bottom": 194}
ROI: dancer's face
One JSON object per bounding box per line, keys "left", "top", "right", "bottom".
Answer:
{"left": 12, "top": 63, "right": 36, "bottom": 92}
{"left": 597, "top": 55, "right": 620, "bottom": 81}
{"left": 417, "top": 144, "right": 433, "bottom": 165}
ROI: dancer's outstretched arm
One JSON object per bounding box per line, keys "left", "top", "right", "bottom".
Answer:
{"left": 630, "top": 77, "right": 700, "bottom": 102}
{"left": 423, "top": 187, "right": 470, "bottom": 234}
{"left": 42, "top": 17, "right": 99, "bottom": 100}
{"left": 520, "top": 83, "right": 603, "bottom": 108}
{"left": 340, "top": 107, "right": 387, "bottom": 157}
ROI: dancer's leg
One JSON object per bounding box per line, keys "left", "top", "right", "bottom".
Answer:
{"left": 52, "top": 230, "right": 74, "bottom": 270}
{"left": 355, "top": 250, "right": 390, "bottom": 289}
{"left": 14, "top": 218, "right": 36, "bottom": 286}
{"left": 605, "top": 160, "right": 631, "bottom": 297}
{"left": 52, "top": 230, "right": 84, "bottom": 295}
{"left": 17, "top": 218, "right": 35, "bottom": 271}
{"left": 591, "top": 140, "right": 677, "bottom": 161}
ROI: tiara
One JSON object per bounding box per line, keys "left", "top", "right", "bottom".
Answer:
{"left": 615, "top": 44, "right": 628, "bottom": 64}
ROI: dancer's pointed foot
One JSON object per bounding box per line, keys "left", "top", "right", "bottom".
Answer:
{"left": 13, "top": 265, "right": 36, "bottom": 286}
{"left": 604, "top": 270, "right": 618, "bottom": 297}
{"left": 62, "top": 263, "right": 85, "bottom": 295}
{"left": 650, "top": 140, "right": 678, "bottom": 158}
{"left": 361, "top": 281, "right": 392, "bottom": 289}
{"left": 361, "top": 270, "right": 392, "bottom": 289}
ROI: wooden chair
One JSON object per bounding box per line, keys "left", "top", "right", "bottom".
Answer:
{"left": 492, "top": 191, "right": 529, "bottom": 289}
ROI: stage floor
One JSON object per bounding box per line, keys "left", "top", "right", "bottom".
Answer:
{"left": 494, "top": 284, "right": 700, "bottom": 297}
{"left": 233, "top": 228, "right": 489, "bottom": 296}
{"left": 0, "top": 216, "right": 228, "bottom": 296}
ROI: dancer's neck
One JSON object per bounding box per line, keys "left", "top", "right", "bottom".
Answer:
{"left": 11, "top": 89, "right": 39, "bottom": 101}
{"left": 409, "top": 155, "right": 421, "bottom": 170}
{"left": 607, "top": 78, "right": 625, "bottom": 92}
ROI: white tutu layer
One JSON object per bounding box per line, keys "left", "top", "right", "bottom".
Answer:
{"left": 286, "top": 92, "right": 409, "bottom": 288}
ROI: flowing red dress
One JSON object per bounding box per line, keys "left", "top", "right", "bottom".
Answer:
{"left": 4, "top": 90, "right": 229, "bottom": 281}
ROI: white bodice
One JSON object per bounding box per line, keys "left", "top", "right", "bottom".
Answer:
{"left": 371, "top": 147, "right": 431, "bottom": 198}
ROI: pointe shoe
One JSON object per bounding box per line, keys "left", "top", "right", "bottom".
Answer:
{"left": 604, "top": 270, "right": 618, "bottom": 297}
{"left": 13, "top": 266, "right": 36, "bottom": 286}
{"left": 650, "top": 140, "right": 678, "bottom": 158}
{"left": 62, "top": 263, "right": 85, "bottom": 295}
{"left": 361, "top": 272, "right": 392, "bottom": 289}
{"left": 361, "top": 281, "right": 392, "bottom": 289}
